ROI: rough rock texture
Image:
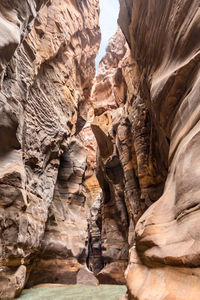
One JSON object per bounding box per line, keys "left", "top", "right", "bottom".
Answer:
{"left": 0, "top": 0, "right": 100, "bottom": 298}
{"left": 91, "top": 29, "right": 131, "bottom": 284}
{"left": 27, "top": 138, "right": 88, "bottom": 286}
{"left": 0, "top": 0, "right": 48, "bottom": 77}
{"left": 2, "top": 0, "right": 199, "bottom": 298}
{"left": 87, "top": 193, "right": 103, "bottom": 275}
{"left": 78, "top": 104, "right": 103, "bottom": 275}
{"left": 91, "top": 26, "right": 168, "bottom": 285}
{"left": 117, "top": 0, "right": 200, "bottom": 299}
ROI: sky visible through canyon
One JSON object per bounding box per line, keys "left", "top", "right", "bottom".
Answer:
{"left": 95, "top": 0, "right": 119, "bottom": 69}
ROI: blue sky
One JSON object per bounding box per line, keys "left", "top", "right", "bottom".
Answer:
{"left": 95, "top": 0, "right": 120, "bottom": 69}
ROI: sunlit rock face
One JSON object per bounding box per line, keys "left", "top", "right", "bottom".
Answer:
{"left": 118, "top": 0, "right": 200, "bottom": 299}
{"left": 0, "top": 0, "right": 100, "bottom": 298}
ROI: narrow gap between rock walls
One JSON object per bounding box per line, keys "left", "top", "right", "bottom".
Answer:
{"left": 95, "top": 0, "right": 120, "bottom": 71}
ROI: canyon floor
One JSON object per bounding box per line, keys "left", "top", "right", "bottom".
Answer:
{"left": 17, "top": 284, "right": 127, "bottom": 300}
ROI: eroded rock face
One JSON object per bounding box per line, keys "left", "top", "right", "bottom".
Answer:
{"left": 117, "top": 0, "right": 200, "bottom": 299}
{"left": 2, "top": 0, "right": 199, "bottom": 298}
{"left": 91, "top": 26, "right": 168, "bottom": 285}
{"left": 0, "top": 0, "right": 100, "bottom": 298}
{"left": 0, "top": 0, "right": 48, "bottom": 76}
{"left": 27, "top": 138, "right": 88, "bottom": 286}
{"left": 91, "top": 29, "right": 130, "bottom": 284}
{"left": 78, "top": 104, "right": 103, "bottom": 275}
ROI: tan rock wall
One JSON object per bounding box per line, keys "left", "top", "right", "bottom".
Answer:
{"left": 2, "top": 1, "right": 199, "bottom": 298}
{"left": 91, "top": 28, "right": 131, "bottom": 284}
{"left": 117, "top": 0, "right": 200, "bottom": 299}
{"left": 91, "top": 25, "right": 168, "bottom": 284}
{"left": 0, "top": 0, "right": 100, "bottom": 298}
{"left": 89, "top": 1, "right": 200, "bottom": 296}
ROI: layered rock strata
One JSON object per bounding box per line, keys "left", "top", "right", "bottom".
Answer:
{"left": 91, "top": 28, "right": 131, "bottom": 284}
{"left": 90, "top": 1, "right": 200, "bottom": 297}
{"left": 1, "top": 0, "right": 199, "bottom": 299}
{"left": 0, "top": 0, "right": 100, "bottom": 298}
{"left": 91, "top": 25, "right": 168, "bottom": 285}
{"left": 117, "top": 0, "right": 200, "bottom": 299}
{"left": 78, "top": 104, "right": 103, "bottom": 275}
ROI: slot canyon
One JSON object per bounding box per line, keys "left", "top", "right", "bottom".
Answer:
{"left": 0, "top": 0, "right": 200, "bottom": 299}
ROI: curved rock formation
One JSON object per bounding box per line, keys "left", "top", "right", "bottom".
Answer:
{"left": 117, "top": 0, "right": 200, "bottom": 299}
{"left": 91, "top": 28, "right": 131, "bottom": 284}
{"left": 1, "top": 0, "right": 200, "bottom": 299}
{"left": 0, "top": 0, "right": 100, "bottom": 298}
{"left": 91, "top": 24, "right": 168, "bottom": 285}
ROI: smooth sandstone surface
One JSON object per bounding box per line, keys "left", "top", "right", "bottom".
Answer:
{"left": 117, "top": 0, "right": 200, "bottom": 299}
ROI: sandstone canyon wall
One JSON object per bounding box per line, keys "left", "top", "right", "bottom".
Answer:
{"left": 91, "top": 23, "right": 168, "bottom": 285}
{"left": 90, "top": 0, "right": 200, "bottom": 299}
{"left": 91, "top": 28, "right": 131, "bottom": 284}
{"left": 117, "top": 1, "right": 200, "bottom": 299}
{"left": 1, "top": 0, "right": 200, "bottom": 299}
{"left": 0, "top": 0, "right": 100, "bottom": 298}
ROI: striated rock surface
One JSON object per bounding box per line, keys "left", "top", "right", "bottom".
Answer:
{"left": 27, "top": 138, "right": 88, "bottom": 286}
{"left": 2, "top": 0, "right": 200, "bottom": 299}
{"left": 91, "top": 25, "right": 168, "bottom": 285}
{"left": 91, "top": 28, "right": 130, "bottom": 284}
{"left": 117, "top": 0, "right": 200, "bottom": 299}
{"left": 78, "top": 104, "right": 103, "bottom": 275}
{"left": 0, "top": 0, "right": 48, "bottom": 77}
{"left": 0, "top": 0, "right": 100, "bottom": 298}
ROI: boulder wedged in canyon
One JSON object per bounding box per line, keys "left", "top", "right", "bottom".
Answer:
{"left": 117, "top": 0, "right": 200, "bottom": 299}
{"left": 0, "top": 0, "right": 100, "bottom": 298}
{"left": 76, "top": 266, "right": 99, "bottom": 286}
